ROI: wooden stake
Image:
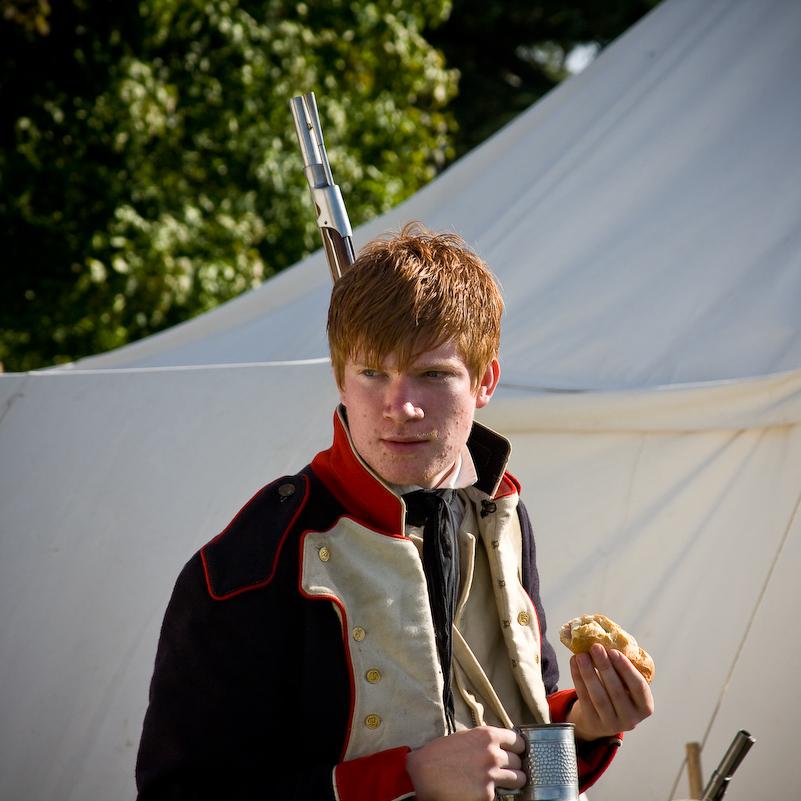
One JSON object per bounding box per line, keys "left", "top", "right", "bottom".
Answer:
{"left": 686, "top": 742, "right": 703, "bottom": 799}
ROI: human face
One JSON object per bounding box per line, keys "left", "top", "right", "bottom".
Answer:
{"left": 338, "top": 340, "right": 500, "bottom": 488}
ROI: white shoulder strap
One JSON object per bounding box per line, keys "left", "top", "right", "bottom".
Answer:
{"left": 452, "top": 624, "right": 514, "bottom": 729}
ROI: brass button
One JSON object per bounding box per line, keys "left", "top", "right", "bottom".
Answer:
{"left": 318, "top": 547, "right": 330, "bottom": 562}
{"left": 365, "top": 714, "right": 381, "bottom": 729}
{"left": 517, "top": 611, "right": 531, "bottom": 626}
{"left": 366, "top": 669, "right": 381, "bottom": 684}
{"left": 278, "top": 483, "right": 296, "bottom": 497}
{"left": 352, "top": 627, "right": 366, "bottom": 642}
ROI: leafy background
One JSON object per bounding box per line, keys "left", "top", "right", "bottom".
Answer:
{"left": 0, "top": 0, "right": 659, "bottom": 371}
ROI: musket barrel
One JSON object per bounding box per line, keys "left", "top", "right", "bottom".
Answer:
{"left": 290, "top": 92, "right": 355, "bottom": 282}
{"left": 700, "top": 730, "right": 755, "bottom": 801}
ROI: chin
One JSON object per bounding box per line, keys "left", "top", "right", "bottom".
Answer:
{"left": 386, "top": 464, "right": 444, "bottom": 488}
{"left": 367, "top": 446, "right": 451, "bottom": 488}
{"left": 386, "top": 472, "right": 432, "bottom": 488}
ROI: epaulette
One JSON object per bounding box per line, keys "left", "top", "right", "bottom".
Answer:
{"left": 201, "top": 471, "right": 310, "bottom": 599}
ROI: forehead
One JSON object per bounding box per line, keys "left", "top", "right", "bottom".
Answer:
{"left": 350, "top": 339, "right": 469, "bottom": 370}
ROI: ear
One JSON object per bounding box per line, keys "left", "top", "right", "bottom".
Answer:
{"left": 474, "top": 357, "right": 500, "bottom": 410}
{"left": 336, "top": 372, "right": 347, "bottom": 406}
{"left": 332, "top": 361, "right": 347, "bottom": 405}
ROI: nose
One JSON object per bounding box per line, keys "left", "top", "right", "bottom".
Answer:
{"left": 384, "top": 378, "right": 424, "bottom": 421}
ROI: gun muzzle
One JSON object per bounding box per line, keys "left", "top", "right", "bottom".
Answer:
{"left": 290, "top": 92, "right": 355, "bottom": 282}
{"left": 700, "top": 729, "right": 755, "bottom": 801}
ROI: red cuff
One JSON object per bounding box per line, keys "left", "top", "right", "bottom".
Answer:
{"left": 547, "top": 690, "right": 622, "bottom": 792}
{"left": 334, "top": 747, "right": 415, "bottom": 801}
{"left": 548, "top": 688, "right": 579, "bottom": 723}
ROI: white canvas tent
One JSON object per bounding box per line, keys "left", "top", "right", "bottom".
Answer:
{"left": 2, "top": 0, "right": 800, "bottom": 798}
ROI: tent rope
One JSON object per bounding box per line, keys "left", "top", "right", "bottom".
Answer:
{"left": 667, "top": 476, "right": 801, "bottom": 800}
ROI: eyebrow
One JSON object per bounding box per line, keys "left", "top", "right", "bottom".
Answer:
{"left": 350, "top": 357, "right": 461, "bottom": 372}
{"left": 410, "top": 357, "right": 464, "bottom": 373}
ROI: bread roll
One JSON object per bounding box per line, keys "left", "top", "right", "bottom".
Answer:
{"left": 559, "top": 614, "right": 655, "bottom": 684}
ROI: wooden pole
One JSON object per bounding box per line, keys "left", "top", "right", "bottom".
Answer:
{"left": 686, "top": 742, "right": 704, "bottom": 799}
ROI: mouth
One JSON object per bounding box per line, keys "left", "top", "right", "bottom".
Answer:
{"left": 381, "top": 435, "right": 430, "bottom": 453}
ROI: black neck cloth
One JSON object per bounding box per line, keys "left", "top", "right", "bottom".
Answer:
{"left": 402, "top": 488, "right": 460, "bottom": 734}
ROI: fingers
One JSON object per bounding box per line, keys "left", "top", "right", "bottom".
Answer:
{"left": 498, "top": 727, "right": 526, "bottom": 755}
{"left": 487, "top": 728, "right": 526, "bottom": 788}
{"left": 473, "top": 728, "right": 523, "bottom": 769}
{"left": 495, "top": 729, "right": 526, "bottom": 791}
{"left": 407, "top": 727, "right": 527, "bottom": 801}
{"left": 497, "top": 767, "right": 526, "bottom": 792}
{"left": 606, "top": 649, "right": 654, "bottom": 712}
{"left": 570, "top": 644, "right": 654, "bottom": 737}
{"left": 570, "top": 652, "right": 606, "bottom": 734}
{"left": 500, "top": 747, "right": 523, "bottom": 773}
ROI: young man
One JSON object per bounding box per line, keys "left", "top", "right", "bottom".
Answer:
{"left": 136, "top": 223, "right": 653, "bottom": 801}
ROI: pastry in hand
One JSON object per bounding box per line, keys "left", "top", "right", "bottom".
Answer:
{"left": 559, "top": 614, "right": 655, "bottom": 684}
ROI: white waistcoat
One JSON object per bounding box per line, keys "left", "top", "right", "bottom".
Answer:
{"left": 300, "top": 486, "right": 550, "bottom": 761}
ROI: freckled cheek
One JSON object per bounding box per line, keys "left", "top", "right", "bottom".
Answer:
{"left": 348, "top": 390, "right": 384, "bottom": 426}
{"left": 438, "top": 413, "right": 473, "bottom": 454}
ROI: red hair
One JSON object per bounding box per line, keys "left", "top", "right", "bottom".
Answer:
{"left": 327, "top": 222, "right": 503, "bottom": 388}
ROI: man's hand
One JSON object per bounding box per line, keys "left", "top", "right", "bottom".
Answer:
{"left": 406, "top": 726, "right": 525, "bottom": 801}
{"left": 567, "top": 643, "right": 654, "bottom": 742}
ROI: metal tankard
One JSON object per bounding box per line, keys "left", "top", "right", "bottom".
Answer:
{"left": 497, "top": 723, "right": 579, "bottom": 801}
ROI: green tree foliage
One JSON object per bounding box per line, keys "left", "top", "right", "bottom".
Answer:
{"left": 0, "top": 0, "right": 457, "bottom": 370}
{"left": 427, "top": 0, "right": 661, "bottom": 157}
{"left": 0, "top": 0, "right": 51, "bottom": 34}
{"left": 1, "top": 0, "right": 661, "bottom": 372}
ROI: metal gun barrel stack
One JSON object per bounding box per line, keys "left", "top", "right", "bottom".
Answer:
{"left": 290, "top": 92, "right": 355, "bottom": 283}
{"left": 700, "top": 730, "right": 755, "bottom": 801}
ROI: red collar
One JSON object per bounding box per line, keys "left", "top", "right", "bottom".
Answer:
{"left": 310, "top": 408, "right": 517, "bottom": 535}
{"left": 310, "top": 410, "right": 405, "bottom": 535}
